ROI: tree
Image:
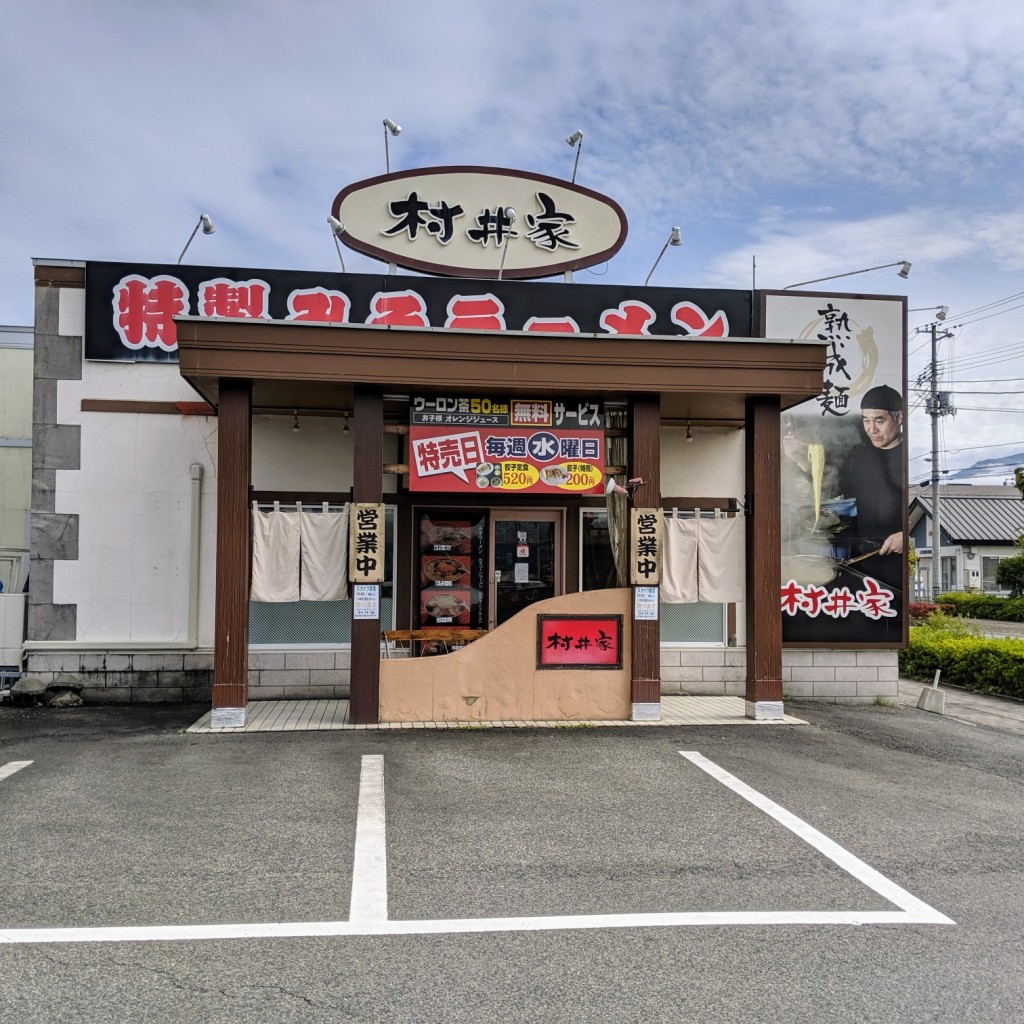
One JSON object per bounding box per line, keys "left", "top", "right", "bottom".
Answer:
{"left": 995, "top": 537, "right": 1024, "bottom": 598}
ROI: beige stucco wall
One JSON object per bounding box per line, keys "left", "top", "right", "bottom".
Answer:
{"left": 380, "top": 588, "right": 632, "bottom": 722}
{"left": 660, "top": 425, "right": 744, "bottom": 499}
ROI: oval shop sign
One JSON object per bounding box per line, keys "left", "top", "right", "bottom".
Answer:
{"left": 331, "top": 166, "right": 628, "bottom": 280}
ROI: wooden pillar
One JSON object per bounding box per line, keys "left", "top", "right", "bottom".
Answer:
{"left": 744, "top": 395, "right": 783, "bottom": 719}
{"left": 349, "top": 385, "right": 384, "bottom": 724}
{"left": 628, "top": 394, "right": 661, "bottom": 719}
{"left": 212, "top": 379, "right": 252, "bottom": 728}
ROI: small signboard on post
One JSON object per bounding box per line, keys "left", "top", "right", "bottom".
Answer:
{"left": 630, "top": 508, "right": 664, "bottom": 586}
{"left": 349, "top": 503, "right": 386, "bottom": 584}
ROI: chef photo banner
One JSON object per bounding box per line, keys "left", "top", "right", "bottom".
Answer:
{"left": 763, "top": 292, "right": 907, "bottom": 646}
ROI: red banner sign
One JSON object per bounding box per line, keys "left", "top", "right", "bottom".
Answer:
{"left": 537, "top": 615, "right": 623, "bottom": 669}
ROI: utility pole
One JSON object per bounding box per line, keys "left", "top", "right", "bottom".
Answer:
{"left": 927, "top": 321, "right": 955, "bottom": 597}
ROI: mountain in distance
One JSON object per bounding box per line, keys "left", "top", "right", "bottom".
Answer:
{"left": 947, "top": 451, "right": 1024, "bottom": 482}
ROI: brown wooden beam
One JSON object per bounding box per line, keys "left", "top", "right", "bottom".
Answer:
{"left": 629, "top": 394, "right": 662, "bottom": 714}
{"left": 349, "top": 385, "right": 384, "bottom": 724}
{"left": 175, "top": 319, "right": 826, "bottom": 406}
{"left": 744, "top": 396, "right": 782, "bottom": 716}
{"left": 213, "top": 379, "right": 252, "bottom": 717}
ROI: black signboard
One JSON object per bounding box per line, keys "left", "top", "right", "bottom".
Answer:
{"left": 83, "top": 260, "right": 754, "bottom": 362}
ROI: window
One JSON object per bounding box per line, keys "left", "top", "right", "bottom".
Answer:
{"left": 941, "top": 555, "right": 957, "bottom": 593}
{"left": 982, "top": 556, "right": 1003, "bottom": 593}
{"left": 249, "top": 505, "right": 395, "bottom": 644}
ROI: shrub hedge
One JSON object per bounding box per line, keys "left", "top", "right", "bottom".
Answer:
{"left": 899, "top": 627, "right": 1024, "bottom": 700}
{"left": 935, "top": 592, "right": 1024, "bottom": 622}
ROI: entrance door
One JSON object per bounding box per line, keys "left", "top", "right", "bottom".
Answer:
{"left": 489, "top": 511, "right": 562, "bottom": 628}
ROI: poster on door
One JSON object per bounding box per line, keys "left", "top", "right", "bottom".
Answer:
{"left": 417, "top": 511, "right": 488, "bottom": 633}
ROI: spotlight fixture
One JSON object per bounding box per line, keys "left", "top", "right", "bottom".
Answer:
{"left": 604, "top": 475, "right": 644, "bottom": 499}
{"left": 292, "top": 410, "right": 300, "bottom": 434}
{"left": 176, "top": 213, "right": 216, "bottom": 264}
{"left": 643, "top": 226, "right": 683, "bottom": 286}
{"left": 342, "top": 412, "right": 350, "bottom": 435}
{"left": 686, "top": 422, "right": 694, "bottom": 443}
{"left": 565, "top": 129, "right": 584, "bottom": 183}
{"left": 383, "top": 117, "right": 402, "bottom": 173}
{"left": 783, "top": 260, "right": 912, "bottom": 290}
{"left": 327, "top": 216, "right": 347, "bottom": 272}
{"left": 910, "top": 305, "right": 949, "bottom": 322}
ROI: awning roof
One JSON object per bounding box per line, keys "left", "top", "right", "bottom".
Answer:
{"left": 174, "top": 317, "right": 827, "bottom": 426}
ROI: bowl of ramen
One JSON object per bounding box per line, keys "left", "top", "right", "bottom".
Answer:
{"left": 423, "top": 524, "right": 470, "bottom": 547}
{"left": 424, "top": 594, "right": 469, "bottom": 618}
{"left": 423, "top": 556, "right": 467, "bottom": 583}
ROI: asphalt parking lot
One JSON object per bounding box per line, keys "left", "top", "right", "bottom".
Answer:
{"left": 1, "top": 699, "right": 1023, "bottom": 1023}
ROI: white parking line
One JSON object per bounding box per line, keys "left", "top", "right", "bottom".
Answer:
{"left": 0, "top": 751, "right": 953, "bottom": 945}
{"left": 0, "top": 761, "right": 32, "bottom": 782}
{"left": 349, "top": 754, "right": 388, "bottom": 923}
{"left": 678, "top": 751, "right": 954, "bottom": 925}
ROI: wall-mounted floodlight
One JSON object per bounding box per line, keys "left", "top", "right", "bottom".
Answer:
{"left": 176, "top": 213, "right": 215, "bottom": 264}
{"left": 911, "top": 305, "right": 949, "bottom": 322}
{"left": 327, "top": 215, "right": 347, "bottom": 272}
{"left": 566, "top": 129, "right": 584, "bottom": 183}
{"left": 783, "top": 260, "right": 912, "bottom": 290}
{"left": 643, "top": 226, "right": 683, "bottom": 286}
{"left": 604, "top": 475, "right": 645, "bottom": 500}
{"left": 383, "top": 117, "right": 402, "bottom": 173}
{"left": 497, "top": 207, "right": 516, "bottom": 281}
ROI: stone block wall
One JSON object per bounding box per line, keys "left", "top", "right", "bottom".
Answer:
{"left": 22, "top": 647, "right": 356, "bottom": 703}
{"left": 659, "top": 646, "right": 898, "bottom": 703}
{"left": 23, "top": 644, "right": 895, "bottom": 705}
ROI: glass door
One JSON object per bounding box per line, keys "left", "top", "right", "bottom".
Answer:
{"left": 489, "top": 511, "right": 562, "bottom": 628}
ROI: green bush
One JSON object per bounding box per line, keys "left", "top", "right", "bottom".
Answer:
{"left": 996, "top": 556, "right": 1024, "bottom": 598}
{"left": 935, "top": 592, "right": 1024, "bottom": 622}
{"left": 899, "top": 624, "right": 1024, "bottom": 699}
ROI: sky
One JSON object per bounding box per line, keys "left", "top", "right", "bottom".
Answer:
{"left": 2, "top": 0, "right": 1023, "bottom": 482}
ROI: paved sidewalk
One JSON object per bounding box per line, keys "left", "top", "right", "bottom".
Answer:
{"left": 187, "top": 695, "right": 808, "bottom": 733}
{"left": 897, "top": 677, "right": 1024, "bottom": 736}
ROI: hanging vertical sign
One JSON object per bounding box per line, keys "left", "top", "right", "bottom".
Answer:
{"left": 630, "top": 508, "right": 664, "bottom": 585}
{"left": 349, "top": 503, "right": 386, "bottom": 583}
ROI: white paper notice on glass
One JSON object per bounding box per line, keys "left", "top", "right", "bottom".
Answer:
{"left": 353, "top": 584, "right": 380, "bottom": 620}
{"left": 514, "top": 562, "right": 529, "bottom": 583}
{"left": 634, "top": 586, "right": 659, "bottom": 621}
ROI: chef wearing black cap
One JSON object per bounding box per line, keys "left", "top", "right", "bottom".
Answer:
{"left": 840, "top": 384, "right": 904, "bottom": 575}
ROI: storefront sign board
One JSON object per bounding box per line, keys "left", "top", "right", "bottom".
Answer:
{"left": 83, "top": 262, "right": 751, "bottom": 362}
{"left": 331, "top": 166, "right": 628, "bottom": 280}
{"left": 537, "top": 614, "right": 623, "bottom": 669}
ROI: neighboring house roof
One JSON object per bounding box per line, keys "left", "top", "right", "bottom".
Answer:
{"left": 909, "top": 485, "right": 1024, "bottom": 544}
